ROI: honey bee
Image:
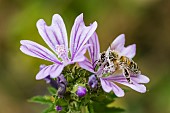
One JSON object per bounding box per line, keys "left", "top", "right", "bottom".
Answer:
{"left": 96, "top": 50, "right": 141, "bottom": 83}
{"left": 119, "top": 56, "right": 141, "bottom": 75}
{"left": 118, "top": 56, "right": 141, "bottom": 83}
{"left": 95, "top": 50, "right": 118, "bottom": 73}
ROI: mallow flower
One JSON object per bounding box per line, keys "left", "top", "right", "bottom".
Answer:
{"left": 79, "top": 33, "right": 150, "bottom": 97}
{"left": 20, "top": 14, "right": 97, "bottom": 80}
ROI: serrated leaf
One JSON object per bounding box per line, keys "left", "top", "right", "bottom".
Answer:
{"left": 28, "top": 96, "right": 52, "bottom": 105}
{"left": 48, "top": 87, "right": 57, "bottom": 95}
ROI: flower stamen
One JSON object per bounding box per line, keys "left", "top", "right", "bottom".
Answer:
{"left": 55, "top": 45, "right": 66, "bottom": 57}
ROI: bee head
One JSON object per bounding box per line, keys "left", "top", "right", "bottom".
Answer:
{"left": 111, "top": 51, "right": 119, "bottom": 59}
{"left": 100, "top": 52, "right": 105, "bottom": 59}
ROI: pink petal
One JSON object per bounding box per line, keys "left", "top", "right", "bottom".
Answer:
{"left": 50, "top": 64, "right": 65, "bottom": 78}
{"left": 102, "top": 74, "right": 149, "bottom": 93}
{"left": 131, "top": 74, "right": 150, "bottom": 84}
{"left": 36, "top": 64, "right": 64, "bottom": 80}
{"left": 100, "top": 78, "right": 125, "bottom": 97}
{"left": 20, "top": 40, "right": 61, "bottom": 64}
{"left": 106, "top": 74, "right": 150, "bottom": 84}
{"left": 78, "top": 58, "right": 95, "bottom": 73}
{"left": 36, "top": 14, "right": 68, "bottom": 59}
{"left": 112, "top": 77, "right": 147, "bottom": 93}
{"left": 118, "top": 81, "right": 147, "bottom": 93}
{"left": 72, "top": 44, "right": 91, "bottom": 62}
{"left": 110, "top": 34, "right": 125, "bottom": 52}
{"left": 100, "top": 78, "right": 112, "bottom": 92}
{"left": 121, "top": 44, "right": 136, "bottom": 59}
{"left": 71, "top": 55, "right": 85, "bottom": 63}
{"left": 36, "top": 64, "right": 54, "bottom": 80}
{"left": 87, "top": 32, "right": 100, "bottom": 66}
{"left": 70, "top": 13, "right": 97, "bottom": 61}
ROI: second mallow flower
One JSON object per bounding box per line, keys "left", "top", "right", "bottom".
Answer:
{"left": 79, "top": 33, "right": 150, "bottom": 97}
{"left": 20, "top": 13, "right": 97, "bottom": 80}
{"left": 76, "top": 86, "right": 87, "bottom": 97}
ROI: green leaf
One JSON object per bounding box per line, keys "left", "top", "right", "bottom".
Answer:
{"left": 88, "top": 102, "right": 94, "bottom": 113}
{"left": 42, "top": 104, "right": 56, "bottom": 113}
{"left": 28, "top": 95, "right": 52, "bottom": 105}
{"left": 56, "top": 98, "right": 67, "bottom": 106}
{"left": 48, "top": 87, "right": 57, "bottom": 95}
{"left": 96, "top": 107, "right": 125, "bottom": 113}
{"left": 92, "top": 98, "right": 125, "bottom": 113}
{"left": 106, "top": 93, "right": 118, "bottom": 100}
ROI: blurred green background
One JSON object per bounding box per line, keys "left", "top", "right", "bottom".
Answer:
{"left": 0, "top": 0, "right": 170, "bottom": 113}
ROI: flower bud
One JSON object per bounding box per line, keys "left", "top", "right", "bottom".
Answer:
{"left": 40, "top": 65, "right": 57, "bottom": 87}
{"left": 76, "top": 86, "right": 86, "bottom": 97}
{"left": 88, "top": 75, "right": 98, "bottom": 89}
{"left": 40, "top": 65, "right": 67, "bottom": 97}
{"left": 56, "top": 74, "right": 67, "bottom": 97}
{"left": 56, "top": 105, "right": 62, "bottom": 111}
{"left": 57, "top": 74, "right": 67, "bottom": 86}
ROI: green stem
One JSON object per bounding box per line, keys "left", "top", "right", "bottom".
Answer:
{"left": 81, "top": 106, "right": 88, "bottom": 113}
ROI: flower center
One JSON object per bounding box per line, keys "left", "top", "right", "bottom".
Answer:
{"left": 55, "top": 45, "right": 70, "bottom": 64}
{"left": 55, "top": 45, "right": 66, "bottom": 58}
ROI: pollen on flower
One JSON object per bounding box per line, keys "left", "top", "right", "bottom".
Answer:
{"left": 55, "top": 45, "right": 66, "bottom": 57}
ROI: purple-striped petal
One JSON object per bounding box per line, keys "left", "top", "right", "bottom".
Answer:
{"left": 72, "top": 44, "right": 91, "bottom": 62}
{"left": 70, "top": 14, "right": 97, "bottom": 61}
{"left": 36, "top": 14, "right": 68, "bottom": 60}
{"left": 115, "top": 81, "right": 147, "bottom": 93}
{"left": 104, "top": 75, "right": 148, "bottom": 93}
{"left": 79, "top": 58, "right": 95, "bottom": 73}
{"left": 121, "top": 44, "right": 136, "bottom": 59}
{"left": 131, "top": 74, "right": 150, "bottom": 83}
{"left": 104, "top": 74, "right": 149, "bottom": 84}
{"left": 36, "top": 64, "right": 54, "bottom": 80}
{"left": 20, "top": 40, "right": 61, "bottom": 64}
{"left": 50, "top": 64, "right": 65, "bottom": 78}
{"left": 71, "top": 55, "right": 85, "bottom": 63}
{"left": 110, "top": 34, "right": 125, "bottom": 52}
{"left": 100, "top": 78, "right": 125, "bottom": 97}
{"left": 100, "top": 78, "right": 112, "bottom": 92}
{"left": 36, "top": 64, "right": 64, "bottom": 80}
{"left": 87, "top": 32, "right": 100, "bottom": 68}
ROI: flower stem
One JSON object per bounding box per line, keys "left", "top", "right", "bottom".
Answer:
{"left": 81, "top": 106, "right": 88, "bottom": 113}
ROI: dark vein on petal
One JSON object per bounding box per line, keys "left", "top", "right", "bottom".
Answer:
{"left": 94, "top": 34, "right": 99, "bottom": 62}
{"left": 27, "top": 46, "right": 56, "bottom": 63}
{"left": 44, "top": 26, "right": 56, "bottom": 50}
{"left": 76, "top": 25, "right": 94, "bottom": 56}
{"left": 24, "top": 43, "right": 61, "bottom": 64}
{"left": 72, "top": 21, "right": 82, "bottom": 59}
{"left": 51, "top": 29, "right": 60, "bottom": 45}
{"left": 56, "top": 21, "right": 65, "bottom": 46}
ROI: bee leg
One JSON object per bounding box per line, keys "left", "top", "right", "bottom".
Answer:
{"left": 123, "top": 68, "right": 132, "bottom": 83}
